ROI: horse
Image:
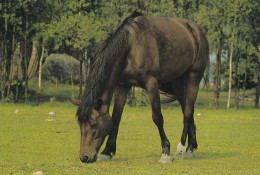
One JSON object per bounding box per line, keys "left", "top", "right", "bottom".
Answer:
{"left": 71, "top": 10, "right": 209, "bottom": 164}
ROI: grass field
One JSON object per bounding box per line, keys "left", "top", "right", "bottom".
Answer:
{"left": 0, "top": 99, "right": 259, "bottom": 174}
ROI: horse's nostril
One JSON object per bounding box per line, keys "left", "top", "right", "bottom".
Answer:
{"left": 80, "top": 156, "right": 89, "bottom": 163}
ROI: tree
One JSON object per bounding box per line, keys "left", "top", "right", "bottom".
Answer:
{"left": 0, "top": 37, "right": 6, "bottom": 100}
{"left": 0, "top": 0, "right": 25, "bottom": 100}
{"left": 1, "top": 0, "right": 259, "bottom": 108}
{"left": 197, "top": 0, "right": 227, "bottom": 109}
{"left": 224, "top": 0, "right": 260, "bottom": 109}
{"left": 0, "top": 0, "right": 44, "bottom": 100}
{"left": 226, "top": 0, "right": 239, "bottom": 109}
{"left": 256, "top": 48, "right": 260, "bottom": 108}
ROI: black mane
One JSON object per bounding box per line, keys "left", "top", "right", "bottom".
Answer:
{"left": 77, "top": 11, "right": 144, "bottom": 124}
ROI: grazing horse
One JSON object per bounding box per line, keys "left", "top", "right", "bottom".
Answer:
{"left": 71, "top": 11, "right": 209, "bottom": 163}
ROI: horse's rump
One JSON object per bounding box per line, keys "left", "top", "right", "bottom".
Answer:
{"left": 122, "top": 15, "right": 208, "bottom": 88}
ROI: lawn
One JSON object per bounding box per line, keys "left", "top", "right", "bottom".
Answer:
{"left": 0, "top": 101, "right": 259, "bottom": 175}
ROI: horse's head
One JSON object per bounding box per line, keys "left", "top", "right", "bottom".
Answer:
{"left": 71, "top": 99, "right": 113, "bottom": 163}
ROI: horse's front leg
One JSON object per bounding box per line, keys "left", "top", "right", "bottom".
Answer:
{"left": 146, "top": 76, "right": 172, "bottom": 163}
{"left": 98, "top": 85, "right": 130, "bottom": 161}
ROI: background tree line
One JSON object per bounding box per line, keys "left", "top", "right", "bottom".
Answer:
{"left": 0, "top": 0, "right": 259, "bottom": 109}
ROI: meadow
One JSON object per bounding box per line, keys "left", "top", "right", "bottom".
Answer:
{"left": 0, "top": 83, "right": 260, "bottom": 174}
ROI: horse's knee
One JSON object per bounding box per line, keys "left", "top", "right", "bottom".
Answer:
{"left": 183, "top": 108, "right": 194, "bottom": 119}
{"left": 183, "top": 115, "right": 194, "bottom": 124}
{"left": 152, "top": 114, "right": 164, "bottom": 127}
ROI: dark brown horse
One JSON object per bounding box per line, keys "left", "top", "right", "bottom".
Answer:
{"left": 71, "top": 11, "right": 209, "bottom": 163}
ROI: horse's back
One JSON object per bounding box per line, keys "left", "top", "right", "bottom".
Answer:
{"left": 124, "top": 15, "right": 208, "bottom": 85}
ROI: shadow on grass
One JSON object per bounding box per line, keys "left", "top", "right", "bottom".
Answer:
{"left": 195, "top": 151, "right": 239, "bottom": 160}
{"left": 105, "top": 153, "right": 160, "bottom": 163}
{"left": 95, "top": 151, "right": 239, "bottom": 165}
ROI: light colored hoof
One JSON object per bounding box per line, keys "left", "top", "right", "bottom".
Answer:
{"left": 173, "top": 142, "right": 186, "bottom": 159}
{"left": 172, "top": 149, "right": 195, "bottom": 159}
{"left": 97, "top": 154, "right": 112, "bottom": 162}
{"left": 172, "top": 151, "right": 185, "bottom": 159}
{"left": 159, "top": 154, "right": 173, "bottom": 164}
{"left": 177, "top": 142, "right": 186, "bottom": 153}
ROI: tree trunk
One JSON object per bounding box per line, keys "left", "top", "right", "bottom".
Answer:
{"left": 234, "top": 55, "right": 240, "bottom": 109}
{"left": 255, "top": 52, "right": 260, "bottom": 109}
{"left": 214, "top": 29, "right": 223, "bottom": 109}
{"left": 227, "top": 17, "right": 237, "bottom": 109}
{"left": 15, "top": 43, "right": 22, "bottom": 102}
{"left": 0, "top": 32, "right": 6, "bottom": 100}
{"left": 9, "top": 42, "right": 23, "bottom": 101}
{"left": 27, "top": 39, "right": 39, "bottom": 79}
{"left": 39, "top": 46, "right": 45, "bottom": 92}
{"left": 233, "top": 44, "right": 241, "bottom": 109}
{"left": 15, "top": 83, "right": 19, "bottom": 102}
{"left": 0, "top": 43, "right": 6, "bottom": 100}
{"left": 3, "top": 5, "right": 8, "bottom": 99}
{"left": 70, "top": 55, "right": 74, "bottom": 99}
{"left": 71, "top": 74, "right": 74, "bottom": 99}
{"left": 0, "top": 82, "right": 4, "bottom": 100}
{"left": 242, "top": 44, "right": 248, "bottom": 106}
{"left": 227, "top": 42, "right": 234, "bottom": 109}
{"left": 79, "top": 54, "right": 83, "bottom": 99}
{"left": 204, "top": 59, "right": 210, "bottom": 89}
{"left": 24, "top": 12, "right": 28, "bottom": 101}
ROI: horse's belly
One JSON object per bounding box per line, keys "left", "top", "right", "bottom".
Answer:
{"left": 121, "top": 57, "right": 191, "bottom": 87}
{"left": 158, "top": 57, "right": 192, "bottom": 83}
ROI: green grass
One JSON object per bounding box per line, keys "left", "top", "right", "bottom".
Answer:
{"left": 28, "top": 78, "right": 80, "bottom": 101}
{"left": 196, "top": 89, "right": 257, "bottom": 109}
{"left": 0, "top": 101, "right": 259, "bottom": 174}
{"left": 28, "top": 78, "right": 257, "bottom": 110}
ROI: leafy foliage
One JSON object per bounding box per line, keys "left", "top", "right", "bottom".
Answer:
{"left": 0, "top": 0, "right": 259, "bottom": 107}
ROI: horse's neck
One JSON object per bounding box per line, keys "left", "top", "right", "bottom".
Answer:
{"left": 99, "top": 62, "right": 121, "bottom": 114}
{"left": 100, "top": 88, "right": 114, "bottom": 113}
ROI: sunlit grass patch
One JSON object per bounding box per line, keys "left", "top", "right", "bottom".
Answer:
{"left": 0, "top": 102, "right": 259, "bottom": 174}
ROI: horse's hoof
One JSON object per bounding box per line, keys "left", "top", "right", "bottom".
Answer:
{"left": 172, "top": 150, "right": 195, "bottom": 159}
{"left": 184, "top": 149, "right": 195, "bottom": 159}
{"left": 97, "top": 154, "right": 112, "bottom": 162}
{"left": 177, "top": 142, "right": 186, "bottom": 153}
{"left": 172, "top": 151, "right": 185, "bottom": 159}
{"left": 159, "top": 154, "right": 173, "bottom": 164}
{"left": 172, "top": 142, "right": 187, "bottom": 159}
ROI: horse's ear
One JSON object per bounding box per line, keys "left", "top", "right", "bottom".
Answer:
{"left": 70, "top": 98, "right": 81, "bottom": 106}
{"left": 93, "top": 99, "right": 103, "bottom": 110}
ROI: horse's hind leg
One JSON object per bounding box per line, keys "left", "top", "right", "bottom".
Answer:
{"left": 146, "top": 76, "right": 172, "bottom": 163}
{"left": 98, "top": 85, "right": 130, "bottom": 161}
{"left": 173, "top": 72, "right": 201, "bottom": 158}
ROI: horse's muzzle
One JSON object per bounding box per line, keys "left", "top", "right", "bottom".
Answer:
{"left": 80, "top": 155, "right": 97, "bottom": 163}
